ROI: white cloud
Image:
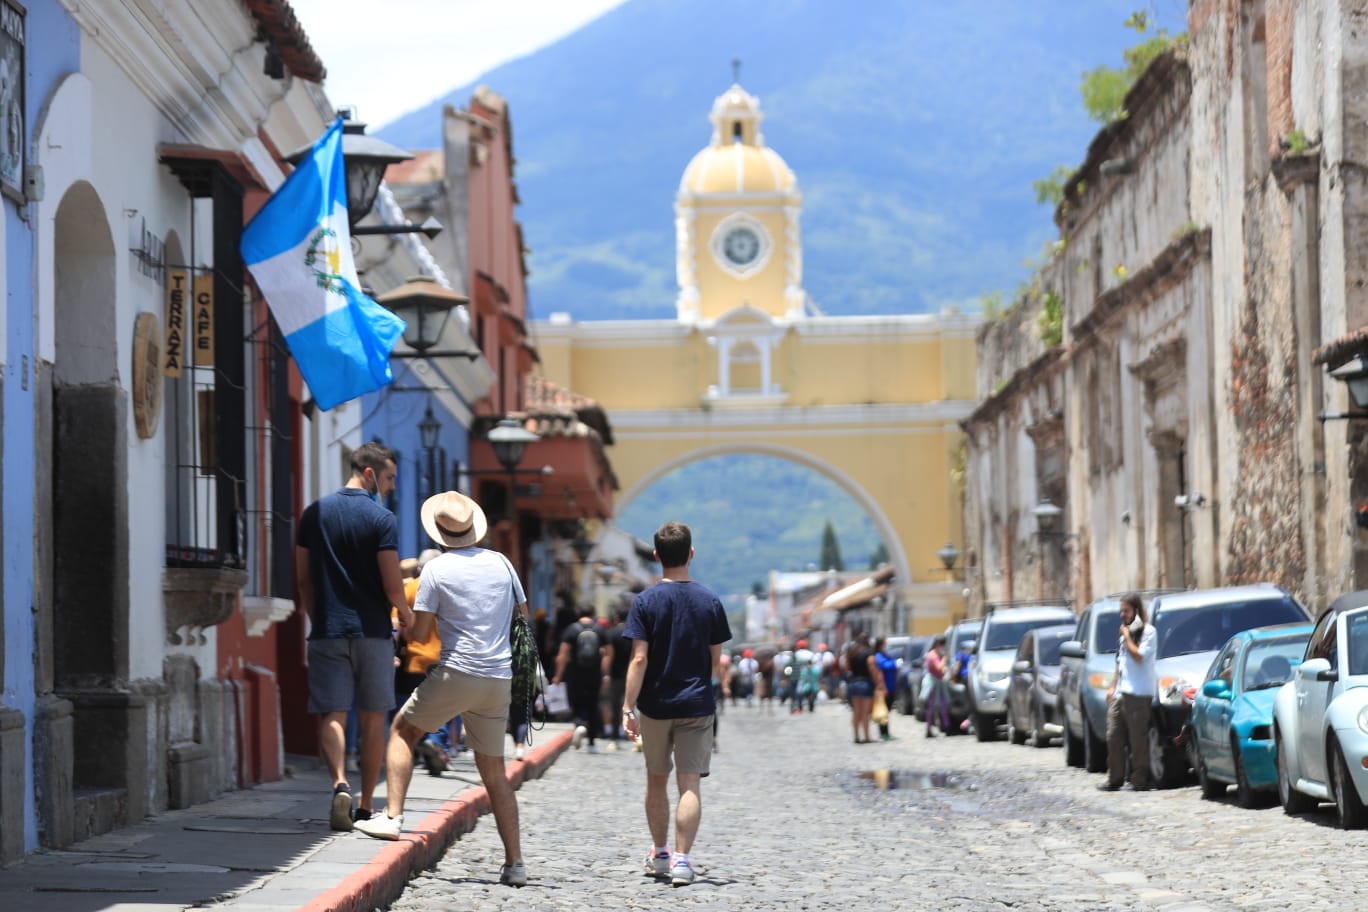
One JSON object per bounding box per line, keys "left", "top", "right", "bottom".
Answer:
{"left": 289, "top": 0, "right": 628, "bottom": 127}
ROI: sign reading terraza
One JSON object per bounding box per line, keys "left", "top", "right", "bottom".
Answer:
{"left": 164, "top": 269, "right": 187, "bottom": 377}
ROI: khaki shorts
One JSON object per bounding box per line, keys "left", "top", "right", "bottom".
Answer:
{"left": 639, "top": 711, "right": 714, "bottom": 777}
{"left": 397, "top": 666, "right": 510, "bottom": 757}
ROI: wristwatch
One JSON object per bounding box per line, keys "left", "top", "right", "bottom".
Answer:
{"left": 622, "top": 708, "right": 636, "bottom": 717}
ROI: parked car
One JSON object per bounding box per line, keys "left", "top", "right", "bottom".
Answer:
{"left": 968, "top": 604, "right": 1075, "bottom": 741}
{"left": 1058, "top": 596, "right": 1125, "bottom": 772}
{"left": 1273, "top": 590, "right": 1368, "bottom": 827}
{"left": 1144, "top": 584, "right": 1311, "bottom": 788}
{"left": 894, "top": 635, "right": 933, "bottom": 716}
{"left": 1190, "top": 622, "right": 1313, "bottom": 807}
{"left": 1006, "top": 623, "right": 1074, "bottom": 747}
{"left": 924, "top": 618, "right": 983, "bottom": 730}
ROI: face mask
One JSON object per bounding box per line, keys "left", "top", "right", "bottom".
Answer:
{"left": 367, "top": 471, "right": 384, "bottom": 505}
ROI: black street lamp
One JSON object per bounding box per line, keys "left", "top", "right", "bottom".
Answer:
{"left": 487, "top": 417, "right": 540, "bottom": 520}
{"left": 418, "top": 405, "right": 442, "bottom": 451}
{"left": 376, "top": 276, "right": 479, "bottom": 360}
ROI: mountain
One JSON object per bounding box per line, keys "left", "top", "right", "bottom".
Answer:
{"left": 379, "top": 0, "right": 1188, "bottom": 321}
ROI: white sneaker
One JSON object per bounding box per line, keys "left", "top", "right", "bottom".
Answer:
{"left": 499, "top": 858, "right": 528, "bottom": 886}
{"left": 572, "top": 725, "right": 587, "bottom": 749}
{"left": 644, "top": 850, "right": 671, "bottom": 877}
{"left": 353, "top": 811, "right": 402, "bottom": 841}
{"left": 513, "top": 746, "right": 526, "bottom": 761}
{"left": 670, "top": 859, "right": 695, "bottom": 886}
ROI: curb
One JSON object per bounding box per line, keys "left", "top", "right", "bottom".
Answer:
{"left": 297, "top": 729, "right": 573, "bottom": 912}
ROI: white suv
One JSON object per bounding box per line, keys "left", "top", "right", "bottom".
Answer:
{"left": 969, "top": 603, "right": 1076, "bottom": 742}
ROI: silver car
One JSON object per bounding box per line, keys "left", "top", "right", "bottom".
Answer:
{"left": 1058, "top": 597, "right": 1126, "bottom": 773}
{"left": 969, "top": 603, "right": 1076, "bottom": 742}
{"left": 1006, "top": 623, "right": 1075, "bottom": 747}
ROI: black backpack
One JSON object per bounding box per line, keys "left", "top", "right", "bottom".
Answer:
{"left": 574, "top": 625, "right": 601, "bottom": 669}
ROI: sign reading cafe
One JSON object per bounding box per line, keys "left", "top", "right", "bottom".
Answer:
{"left": 0, "top": 0, "right": 22, "bottom": 204}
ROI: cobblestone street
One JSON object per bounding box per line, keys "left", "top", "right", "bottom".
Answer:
{"left": 387, "top": 701, "right": 1366, "bottom": 911}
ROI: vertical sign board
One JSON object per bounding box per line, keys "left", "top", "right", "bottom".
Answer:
{"left": 0, "top": 0, "right": 23, "bottom": 204}
{"left": 163, "top": 269, "right": 187, "bottom": 377}
{"left": 192, "top": 272, "right": 214, "bottom": 366}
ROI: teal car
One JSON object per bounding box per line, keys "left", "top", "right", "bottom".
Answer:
{"left": 1190, "top": 623, "right": 1314, "bottom": 807}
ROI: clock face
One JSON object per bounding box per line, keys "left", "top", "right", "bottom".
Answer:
{"left": 722, "top": 227, "right": 761, "bottom": 266}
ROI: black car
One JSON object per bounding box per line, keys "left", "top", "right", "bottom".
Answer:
{"left": 894, "top": 635, "right": 933, "bottom": 716}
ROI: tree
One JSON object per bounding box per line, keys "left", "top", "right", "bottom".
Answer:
{"left": 820, "top": 520, "right": 844, "bottom": 571}
{"left": 868, "top": 541, "right": 889, "bottom": 570}
{"left": 1081, "top": 14, "right": 1182, "bottom": 125}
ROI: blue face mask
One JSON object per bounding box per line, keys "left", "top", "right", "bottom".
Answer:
{"left": 367, "top": 471, "right": 384, "bottom": 506}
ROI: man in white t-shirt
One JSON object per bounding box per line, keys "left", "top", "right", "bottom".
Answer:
{"left": 1100, "top": 591, "right": 1158, "bottom": 792}
{"left": 354, "top": 491, "right": 530, "bottom": 888}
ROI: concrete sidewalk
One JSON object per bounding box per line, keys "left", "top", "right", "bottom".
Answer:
{"left": 0, "top": 724, "right": 574, "bottom": 912}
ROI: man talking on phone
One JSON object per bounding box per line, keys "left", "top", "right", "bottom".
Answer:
{"left": 1098, "top": 592, "right": 1157, "bottom": 792}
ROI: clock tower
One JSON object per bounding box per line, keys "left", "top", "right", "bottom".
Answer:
{"left": 675, "top": 83, "right": 806, "bottom": 324}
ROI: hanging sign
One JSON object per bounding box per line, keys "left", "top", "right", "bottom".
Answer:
{"left": 193, "top": 273, "right": 214, "bottom": 366}
{"left": 163, "top": 269, "right": 188, "bottom": 377}
{"left": 0, "top": 0, "right": 25, "bottom": 204}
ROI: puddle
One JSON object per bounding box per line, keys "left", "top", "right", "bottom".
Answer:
{"left": 854, "top": 769, "right": 964, "bottom": 791}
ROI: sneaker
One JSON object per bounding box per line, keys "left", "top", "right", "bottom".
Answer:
{"left": 670, "top": 859, "right": 695, "bottom": 886}
{"left": 586, "top": 743, "right": 598, "bottom": 754}
{"left": 1097, "top": 781, "right": 1122, "bottom": 792}
{"left": 513, "top": 746, "right": 526, "bottom": 761}
{"left": 572, "top": 725, "right": 588, "bottom": 749}
{"left": 351, "top": 806, "right": 373, "bottom": 823}
{"left": 329, "top": 785, "right": 353, "bottom": 832}
{"left": 644, "top": 850, "right": 671, "bottom": 877}
{"left": 353, "top": 811, "right": 403, "bottom": 841}
{"left": 499, "top": 859, "right": 528, "bottom": 887}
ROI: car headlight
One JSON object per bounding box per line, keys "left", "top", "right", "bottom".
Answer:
{"left": 1087, "top": 671, "right": 1116, "bottom": 692}
{"left": 1358, "top": 706, "right": 1368, "bottom": 735}
{"left": 1159, "top": 676, "right": 1196, "bottom": 706}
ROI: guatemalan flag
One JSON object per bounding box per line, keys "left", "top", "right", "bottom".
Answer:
{"left": 241, "top": 117, "right": 406, "bottom": 411}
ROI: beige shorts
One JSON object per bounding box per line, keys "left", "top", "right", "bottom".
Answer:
{"left": 398, "top": 666, "right": 510, "bottom": 757}
{"left": 639, "top": 712, "right": 714, "bottom": 777}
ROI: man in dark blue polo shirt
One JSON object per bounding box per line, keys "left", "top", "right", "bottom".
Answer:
{"left": 295, "top": 441, "right": 410, "bottom": 830}
{"left": 622, "top": 521, "right": 731, "bottom": 887}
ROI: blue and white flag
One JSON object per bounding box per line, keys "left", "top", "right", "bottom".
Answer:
{"left": 241, "top": 117, "right": 406, "bottom": 411}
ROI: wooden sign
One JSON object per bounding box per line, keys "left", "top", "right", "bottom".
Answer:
{"left": 132, "top": 312, "right": 162, "bottom": 439}
{"left": 163, "top": 269, "right": 187, "bottom": 377}
{"left": 193, "top": 273, "right": 214, "bottom": 366}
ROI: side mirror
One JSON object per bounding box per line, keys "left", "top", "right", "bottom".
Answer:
{"left": 1298, "top": 657, "right": 1337, "bottom": 683}
{"left": 1202, "top": 679, "right": 1231, "bottom": 699}
{"left": 1011, "top": 659, "right": 1031, "bottom": 675}
{"left": 1059, "top": 641, "right": 1084, "bottom": 660}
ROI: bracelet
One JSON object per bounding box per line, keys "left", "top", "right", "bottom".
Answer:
{"left": 622, "top": 709, "right": 636, "bottom": 717}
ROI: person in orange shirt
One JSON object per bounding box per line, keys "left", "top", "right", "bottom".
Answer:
{"left": 393, "top": 549, "right": 460, "bottom": 774}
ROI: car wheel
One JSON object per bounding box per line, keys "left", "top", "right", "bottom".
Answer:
{"left": 1030, "top": 703, "right": 1050, "bottom": 748}
{"left": 1276, "top": 728, "right": 1314, "bottom": 815}
{"left": 974, "top": 711, "right": 998, "bottom": 742}
{"left": 1063, "top": 712, "right": 1085, "bottom": 767}
{"left": 1330, "top": 737, "right": 1368, "bottom": 829}
{"left": 897, "top": 687, "right": 912, "bottom": 716}
{"left": 1147, "top": 723, "right": 1185, "bottom": 789}
{"left": 1231, "top": 736, "right": 1257, "bottom": 809}
{"left": 1083, "top": 714, "right": 1107, "bottom": 774}
{"left": 1194, "top": 738, "right": 1223, "bottom": 800}
{"left": 1008, "top": 713, "right": 1027, "bottom": 745}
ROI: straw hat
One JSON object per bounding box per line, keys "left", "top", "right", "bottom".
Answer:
{"left": 420, "top": 491, "right": 488, "bottom": 550}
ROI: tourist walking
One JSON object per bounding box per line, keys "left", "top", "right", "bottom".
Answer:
{"left": 622, "top": 521, "right": 732, "bottom": 887}
{"left": 844, "top": 632, "right": 882, "bottom": 744}
{"left": 553, "top": 610, "right": 612, "bottom": 751}
{"left": 294, "top": 441, "right": 410, "bottom": 831}
{"left": 353, "top": 491, "right": 529, "bottom": 887}
{"left": 923, "top": 635, "right": 951, "bottom": 737}
{"left": 874, "top": 636, "right": 898, "bottom": 740}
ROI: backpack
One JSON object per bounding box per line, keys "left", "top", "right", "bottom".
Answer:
{"left": 574, "top": 625, "right": 601, "bottom": 669}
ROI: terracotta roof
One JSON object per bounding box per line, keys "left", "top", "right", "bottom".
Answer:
{"left": 1314, "top": 326, "right": 1368, "bottom": 369}
{"left": 523, "top": 375, "right": 614, "bottom": 446}
{"left": 384, "top": 150, "right": 444, "bottom": 185}
{"left": 243, "top": 0, "right": 326, "bottom": 83}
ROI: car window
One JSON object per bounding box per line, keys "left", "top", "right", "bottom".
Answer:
{"left": 1306, "top": 609, "right": 1336, "bottom": 662}
{"left": 1347, "top": 613, "right": 1368, "bottom": 677}
{"left": 903, "top": 640, "right": 927, "bottom": 663}
{"left": 1015, "top": 634, "right": 1033, "bottom": 664}
{"left": 1037, "top": 630, "right": 1070, "bottom": 665}
{"left": 985, "top": 616, "right": 1072, "bottom": 651}
{"left": 1207, "top": 640, "right": 1237, "bottom": 687}
{"left": 1241, "top": 635, "right": 1309, "bottom": 690}
{"left": 1090, "top": 608, "right": 1122, "bottom": 655}
{"left": 1155, "top": 597, "right": 1308, "bottom": 660}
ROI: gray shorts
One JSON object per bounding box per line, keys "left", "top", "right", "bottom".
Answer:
{"left": 639, "top": 712, "right": 714, "bottom": 777}
{"left": 307, "top": 637, "right": 396, "bottom": 714}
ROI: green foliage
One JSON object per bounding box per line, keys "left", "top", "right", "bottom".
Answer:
{"left": 1080, "top": 15, "right": 1184, "bottom": 125}
{"left": 1037, "top": 290, "right": 1063, "bottom": 347}
{"left": 868, "top": 541, "right": 890, "bottom": 570}
{"left": 980, "top": 290, "right": 1005, "bottom": 320}
{"left": 949, "top": 443, "right": 967, "bottom": 499}
{"left": 1170, "top": 219, "right": 1201, "bottom": 241}
{"left": 1032, "top": 165, "right": 1075, "bottom": 207}
{"left": 1285, "top": 128, "right": 1309, "bottom": 154}
{"left": 820, "top": 519, "right": 845, "bottom": 571}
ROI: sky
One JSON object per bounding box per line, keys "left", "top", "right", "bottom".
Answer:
{"left": 288, "top": 1, "right": 629, "bottom": 129}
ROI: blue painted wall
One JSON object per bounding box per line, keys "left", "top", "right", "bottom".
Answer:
{"left": 361, "top": 389, "right": 472, "bottom": 560}
{"left": 4, "top": 0, "right": 80, "bottom": 853}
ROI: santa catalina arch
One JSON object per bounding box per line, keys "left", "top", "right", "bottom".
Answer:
{"left": 533, "top": 83, "right": 979, "bottom": 633}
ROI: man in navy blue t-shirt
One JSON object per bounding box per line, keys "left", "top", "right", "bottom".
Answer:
{"left": 622, "top": 521, "right": 731, "bottom": 887}
{"left": 295, "top": 441, "right": 410, "bottom": 831}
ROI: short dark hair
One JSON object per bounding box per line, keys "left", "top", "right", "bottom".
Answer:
{"left": 654, "top": 521, "right": 692, "bottom": 569}
{"left": 351, "top": 441, "right": 395, "bottom": 477}
{"left": 1120, "top": 591, "right": 1147, "bottom": 623}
